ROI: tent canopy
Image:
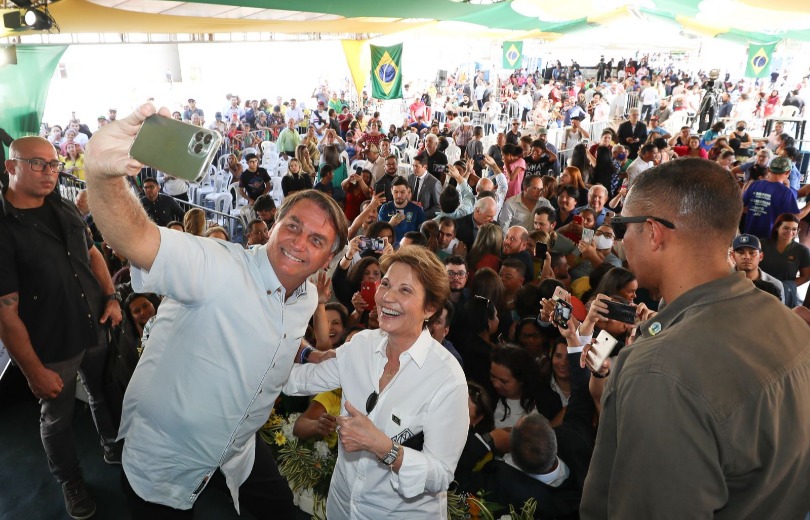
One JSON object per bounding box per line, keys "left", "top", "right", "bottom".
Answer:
{"left": 2, "top": 0, "right": 810, "bottom": 44}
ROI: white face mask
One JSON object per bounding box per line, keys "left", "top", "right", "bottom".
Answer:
{"left": 594, "top": 235, "right": 614, "bottom": 250}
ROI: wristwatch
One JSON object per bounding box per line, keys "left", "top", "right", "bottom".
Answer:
{"left": 104, "top": 292, "right": 121, "bottom": 302}
{"left": 379, "top": 441, "right": 401, "bottom": 466}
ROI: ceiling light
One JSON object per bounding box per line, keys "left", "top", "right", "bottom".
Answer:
{"left": 24, "top": 8, "right": 53, "bottom": 30}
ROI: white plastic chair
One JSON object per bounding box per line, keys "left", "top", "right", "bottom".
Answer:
{"left": 780, "top": 106, "right": 799, "bottom": 118}
{"left": 404, "top": 132, "right": 419, "bottom": 149}
{"left": 210, "top": 192, "right": 233, "bottom": 227}
{"left": 444, "top": 137, "right": 455, "bottom": 147}
{"left": 227, "top": 181, "right": 248, "bottom": 211}
{"left": 203, "top": 170, "right": 232, "bottom": 204}
{"left": 261, "top": 141, "right": 277, "bottom": 155}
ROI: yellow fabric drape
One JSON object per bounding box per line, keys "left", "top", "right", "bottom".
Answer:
{"left": 341, "top": 39, "right": 371, "bottom": 101}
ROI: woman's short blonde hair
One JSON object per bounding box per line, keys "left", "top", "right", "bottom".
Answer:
{"left": 380, "top": 245, "right": 450, "bottom": 321}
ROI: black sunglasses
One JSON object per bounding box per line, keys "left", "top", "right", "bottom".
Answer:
{"left": 366, "top": 391, "right": 379, "bottom": 414}
{"left": 610, "top": 215, "right": 676, "bottom": 239}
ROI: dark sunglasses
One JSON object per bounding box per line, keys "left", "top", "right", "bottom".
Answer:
{"left": 366, "top": 391, "right": 379, "bottom": 414}
{"left": 610, "top": 215, "right": 676, "bottom": 239}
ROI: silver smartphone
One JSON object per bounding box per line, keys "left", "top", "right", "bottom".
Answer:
{"left": 129, "top": 115, "right": 222, "bottom": 183}
{"left": 586, "top": 330, "right": 618, "bottom": 372}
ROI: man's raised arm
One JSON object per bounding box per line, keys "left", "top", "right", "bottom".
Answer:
{"left": 84, "top": 104, "right": 164, "bottom": 271}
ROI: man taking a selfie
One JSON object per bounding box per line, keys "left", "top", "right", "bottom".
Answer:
{"left": 84, "top": 103, "right": 348, "bottom": 519}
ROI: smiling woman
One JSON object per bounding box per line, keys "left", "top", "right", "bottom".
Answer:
{"left": 283, "top": 245, "right": 468, "bottom": 518}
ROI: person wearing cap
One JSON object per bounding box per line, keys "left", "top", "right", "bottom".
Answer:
{"left": 616, "top": 107, "right": 647, "bottom": 159}
{"left": 452, "top": 117, "right": 474, "bottom": 152}
{"left": 97, "top": 115, "right": 108, "bottom": 129}
{"left": 183, "top": 98, "right": 204, "bottom": 124}
{"left": 208, "top": 112, "right": 227, "bottom": 133}
{"left": 239, "top": 153, "right": 272, "bottom": 206}
{"left": 731, "top": 234, "right": 785, "bottom": 304}
{"left": 742, "top": 156, "right": 810, "bottom": 238}
{"left": 108, "top": 108, "right": 117, "bottom": 122}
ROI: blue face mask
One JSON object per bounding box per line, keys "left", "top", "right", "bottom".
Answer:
{"left": 617, "top": 153, "right": 627, "bottom": 160}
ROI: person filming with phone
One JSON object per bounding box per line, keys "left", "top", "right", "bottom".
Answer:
{"left": 83, "top": 103, "right": 348, "bottom": 519}
{"left": 579, "top": 158, "right": 810, "bottom": 519}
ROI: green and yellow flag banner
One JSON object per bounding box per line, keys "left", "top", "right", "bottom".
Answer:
{"left": 371, "top": 43, "right": 403, "bottom": 100}
{"left": 745, "top": 42, "right": 776, "bottom": 79}
{"left": 502, "top": 41, "right": 523, "bottom": 69}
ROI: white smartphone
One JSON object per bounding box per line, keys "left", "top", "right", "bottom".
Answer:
{"left": 586, "top": 330, "right": 618, "bottom": 372}
{"left": 581, "top": 228, "right": 595, "bottom": 244}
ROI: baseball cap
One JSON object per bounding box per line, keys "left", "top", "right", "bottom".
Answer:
{"left": 215, "top": 112, "right": 222, "bottom": 119}
{"left": 768, "top": 156, "right": 791, "bottom": 174}
{"left": 536, "top": 127, "right": 548, "bottom": 135}
{"left": 188, "top": 98, "right": 195, "bottom": 103}
{"left": 732, "top": 234, "right": 761, "bottom": 251}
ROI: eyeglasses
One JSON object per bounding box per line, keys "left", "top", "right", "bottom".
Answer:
{"left": 12, "top": 158, "right": 64, "bottom": 173}
{"left": 610, "top": 215, "right": 676, "bottom": 239}
{"left": 366, "top": 391, "right": 379, "bottom": 414}
{"left": 447, "top": 270, "right": 467, "bottom": 278}
{"left": 594, "top": 230, "right": 615, "bottom": 239}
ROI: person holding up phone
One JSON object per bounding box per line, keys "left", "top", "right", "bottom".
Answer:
{"left": 580, "top": 159, "right": 810, "bottom": 519}
{"left": 83, "top": 103, "right": 349, "bottom": 519}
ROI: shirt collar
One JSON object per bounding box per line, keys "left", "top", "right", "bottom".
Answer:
{"left": 638, "top": 273, "right": 753, "bottom": 339}
{"left": 255, "top": 244, "right": 308, "bottom": 301}
{"left": 1, "top": 186, "right": 61, "bottom": 219}
{"left": 504, "top": 454, "right": 570, "bottom": 487}
{"left": 374, "top": 329, "right": 434, "bottom": 369}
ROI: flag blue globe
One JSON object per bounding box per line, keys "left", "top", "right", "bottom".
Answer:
{"left": 378, "top": 64, "right": 396, "bottom": 83}
{"left": 752, "top": 56, "right": 767, "bottom": 68}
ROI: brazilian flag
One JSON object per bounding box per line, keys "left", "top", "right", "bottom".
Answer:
{"left": 745, "top": 42, "right": 776, "bottom": 79}
{"left": 371, "top": 44, "right": 403, "bottom": 100}
{"left": 502, "top": 41, "right": 523, "bottom": 70}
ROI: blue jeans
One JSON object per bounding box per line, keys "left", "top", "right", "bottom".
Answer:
{"left": 41, "top": 341, "right": 117, "bottom": 483}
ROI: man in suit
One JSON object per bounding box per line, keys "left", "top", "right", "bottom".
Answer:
{"left": 616, "top": 107, "right": 647, "bottom": 159}
{"left": 408, "top": 153, "right": 441, "bottom": 218}
{"left": 454, "top": 195, "right": 498, "bottom": 251}
{"left": 456, "top": 352, "right": 594, "bottom": 519}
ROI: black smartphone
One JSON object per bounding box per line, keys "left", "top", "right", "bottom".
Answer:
{"left": 601, "top": 300, "right": 636, "bottom": 324}
{"left": 553, "top": 300, "right": 572, "bottom": 329}
{"left": 535, "top": 242, "right": 548, "bottom": 258}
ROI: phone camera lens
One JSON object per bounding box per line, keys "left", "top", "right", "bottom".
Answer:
{"left": 203, "top": 134, "right": 212, "bottom": 145}
{"left": 194, "top": 131, "right": 204, "bottom": 142}
{"left": 193, "top": 143, "right": 203, "bottom": 154}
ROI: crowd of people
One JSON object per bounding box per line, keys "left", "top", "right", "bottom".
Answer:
{"left": 4, "top": 56, "right": 810, "bottom": 520}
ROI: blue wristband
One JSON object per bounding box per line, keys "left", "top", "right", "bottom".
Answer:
{"left": 299, "top": 346, "right": 315, "bottom": 364}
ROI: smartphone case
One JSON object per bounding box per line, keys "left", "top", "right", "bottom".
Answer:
{"left": 129, "top": 115, "right": 222, "bottom": 183}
